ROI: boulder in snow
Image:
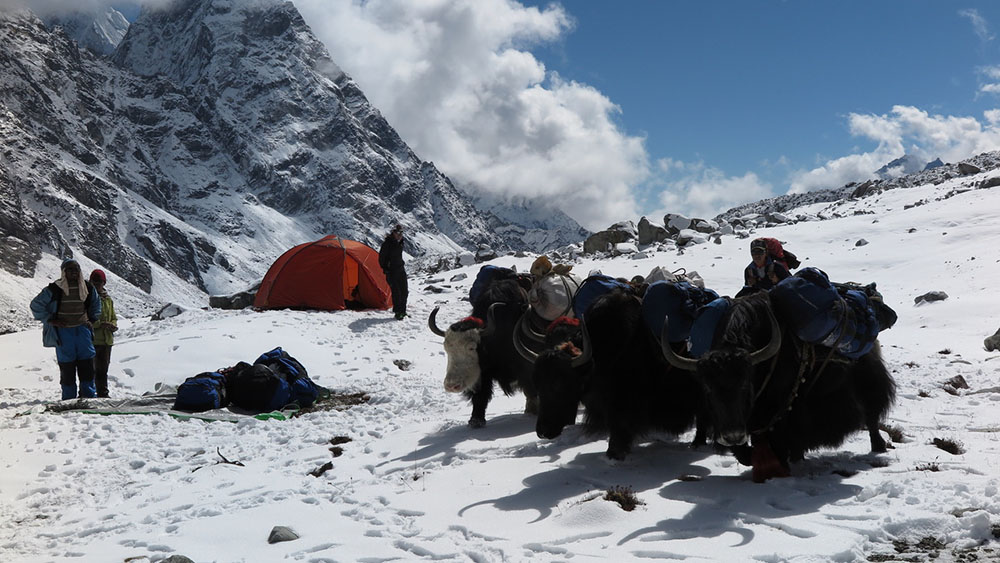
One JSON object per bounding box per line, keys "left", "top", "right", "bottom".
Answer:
{"left": 914, "top": 291, "right": 948, "bottom": 305}
{"left": 985, "top": 328, "right": 1000, "bottom": 352}
{"left": 637, "top": 216, "right": 669, "bottom": 245}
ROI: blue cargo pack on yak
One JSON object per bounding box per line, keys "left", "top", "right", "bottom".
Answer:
{"left": 769, "top": 267, "right": 897, "bottom": 359}
{"left": 641, "top": 280, "right": 720, "bottom": 344}
{"left": 572, "top": 275, "right": 634, "bottom": 320}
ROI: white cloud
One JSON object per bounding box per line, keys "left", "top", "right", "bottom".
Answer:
{"left": 294, "top": 0, "right": 647, "bottom": 230}
{"left": 789, "top": 105, "right": 1000, "bottom": 193}
{"left": 651, "top": 159, "right": 773, "bottom": 220}
{"left": 0, "top": 0, "right": 175, "bottom": 16}
{"left": 959, "top": 8, "right": 994, "bottom": 43}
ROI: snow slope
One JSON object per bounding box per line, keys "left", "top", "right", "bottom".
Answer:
{"left": 1, "top": 171, "right": 999, "bottom": 561}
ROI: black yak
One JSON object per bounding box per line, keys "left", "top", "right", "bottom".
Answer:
{"left": 518, "top": 289, "right": 705, "bottom": 460}
{"left": 660, "top": 291, "right": 895, "bottom": 482}
{"left": 428, "top": 278, "right": 535, "bottom": 428}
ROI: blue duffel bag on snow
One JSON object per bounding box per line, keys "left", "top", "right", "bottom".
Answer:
{"left": 173, "top": 371, "right": 228, "bottom": 412}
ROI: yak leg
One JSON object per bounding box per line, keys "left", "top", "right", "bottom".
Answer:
{"left": 468, "top": 383, "right": 494, "bottom": 428}
{"left": 867, "top": 416, "right": 888, "bottom": 453}
{"left": 690, "top": 412, "right": 710, "bottom": 448}
{"left": 605, "top": 419, "right": 633, "bottom": 461}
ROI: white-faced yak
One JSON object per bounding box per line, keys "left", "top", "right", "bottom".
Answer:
{"left": 428, "top": 278, "right": 535, "bottom": 428}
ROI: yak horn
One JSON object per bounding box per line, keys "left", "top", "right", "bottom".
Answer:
{"left": 748, "top": 305, "right": 782, "bottom": 365}
{"left": 660, "top": 318, "right": 699, "bottom": 371}
{"left": 570, "top": 319, "right": 593, "bottom": 368}
{"left": 482, "top": 302, "right": 504, "bottom": 338}
{"left": 512, "top": 314, "right": 539, "bottom": 364}
{"left": 428, "top": 307, "right": 446, "bottom": 337}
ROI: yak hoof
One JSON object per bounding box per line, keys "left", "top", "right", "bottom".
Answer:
{"left": 468, "top": 416, "right": 486, "bottom": 429}
{"left": 750, "top": 441, "right": 790, "bottom": 483}
{"left": 871, "top": 438, "right": 889, "bottom": 453}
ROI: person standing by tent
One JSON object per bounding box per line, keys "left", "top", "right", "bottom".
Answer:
{"left": 379, "top": 224, "right": 409, "bottom": 320}
{"left": 29, "top": 259, "right": 101, "bottom": 399}
{"left": 90, "top": 269, "right": 117, "bottom": 398}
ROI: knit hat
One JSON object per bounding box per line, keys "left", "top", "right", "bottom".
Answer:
{"left": 90, "top": 269, "right": 106, "bottom": 282}
{"left": 750, "top": 239, "right": 767, "bottom": 254}
{"left": 391, "top": 224, "right": 404, "bottom": 234}
{"left": 61, "top": 258, "right": 80, "bottom": 271}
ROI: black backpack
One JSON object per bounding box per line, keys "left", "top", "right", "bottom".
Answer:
{"left": 225, "top": 361, "right": 292, "bottom": 412}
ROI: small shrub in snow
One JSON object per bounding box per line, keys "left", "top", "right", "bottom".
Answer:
{"left": 604, "top": 486, "right": 643, "bottom": 512}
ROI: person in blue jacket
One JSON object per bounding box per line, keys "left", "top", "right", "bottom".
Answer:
{"left": 30, "top": 259, "right": 102, "bottom": 400}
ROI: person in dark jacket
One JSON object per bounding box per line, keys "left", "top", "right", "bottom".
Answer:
{"left": 29, "top": 259, "right": 102, "bottom": 400}
{"left": 741, "top": 238, "right": 790, "bottom": 294}
{"left": 379, "top": 224, "right": 409, "bottom": 320}
{"left": 90, "top": 269, "right": 118, "bottom": 398}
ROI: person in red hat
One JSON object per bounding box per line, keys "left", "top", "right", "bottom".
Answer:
{"left": 90, "top": 269, "right": 118, "bottom": 398}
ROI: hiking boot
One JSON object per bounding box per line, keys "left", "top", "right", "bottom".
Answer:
{"left": 394, "top": 312, "right": 408, "bottom": 320}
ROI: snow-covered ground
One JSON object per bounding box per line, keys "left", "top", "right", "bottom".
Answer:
{"left": 1, "top": 173, "right": 1000, "bottom": 562}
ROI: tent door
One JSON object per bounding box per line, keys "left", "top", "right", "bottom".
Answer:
{"left": 343, "top": 256, "right": 362, "bottom": 309}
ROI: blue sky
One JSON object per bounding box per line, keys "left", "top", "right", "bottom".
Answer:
{"left": 295, "top": 0, "right": 1000, "bottom": 228}
{"left": 519, "top": 1, "right": 1000, "bottom": 210}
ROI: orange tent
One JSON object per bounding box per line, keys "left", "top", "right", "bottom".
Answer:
{"left": 254, "top": 235, "right": 392, "bottom": 311}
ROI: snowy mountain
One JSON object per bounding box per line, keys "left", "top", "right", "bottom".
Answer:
{"left": 466, "top": 190, "right": 590, "bottom": 252}
{"left": 0, "top": 0, "right": 518, "bottom": 331}
{"left": 43, "top": 6, "right": 130, "bottom": 56}
{"left": 874, "top": 153, "right": 928, "bottom": 179}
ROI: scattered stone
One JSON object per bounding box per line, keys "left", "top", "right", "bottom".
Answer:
{"left": 151, "top": 303, "right": 184, "bottom": 321}
{"left": 855, "top": 238, "right": 869, "bottom": 247}
{"left": 423, "top": 285, "right": 445, "bottom": 294}
{"left": 393, "top": 359, "right": 412, "bottom": 371}
{"left": 613, "top": 242, "right": 638, "bottom": 255}
{"left": 690, "top": 218, "right": 719, "bottom": 233}
{"left": 637, "top": 216, "right": 669, "bottom": 245}
{"left": 676, "top": 229, "right": 708, "bottom": 246}
{"left": 208, "top": 284, "right": 259, "bottom": 310}
{"left": 663, "top": 213, "right": 693, "bottom": 235}
{"left": 765, "top": 211, "right": 793, "bottom": 224}
{"left": 474, "top": 246, "right": 497, "bottom": 262}
{"left": 984, "top": 328, "right": 1000, "bottom": 351}
{"left": 449, "top": 273, "right": 467, "bottom": 282}
{"left": 457, "top": 252, "right": 476, "bottom": 266}
{"left": 162, "top": 557, "right": 195, "bottom": 563}
{"left": 914, "top": 291, "right": 948, "bottom": 305}
{"left": 583, "top": 225, "right": 634, "bottom": 254}
{"left": 268, "top": 526, "right": 300, "bottom": 544}
{"left": 308, "top": 461, "right": 333, "bottom": 478}
{"left": 980, "top": 176, "right": 1000, "bottom": 189}
{"left": 942, "top": 375, "right": 969, "bottom": 396}
{"left": 957, "top": 162, "right": 982, "bottom": 175}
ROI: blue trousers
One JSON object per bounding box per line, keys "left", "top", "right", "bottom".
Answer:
{"left": 54, "top": 325, "right": 96, "bottom": 400}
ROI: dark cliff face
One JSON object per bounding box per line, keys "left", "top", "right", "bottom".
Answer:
{"left": 0, "top": 0, "right": 505, "bottom": 301}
